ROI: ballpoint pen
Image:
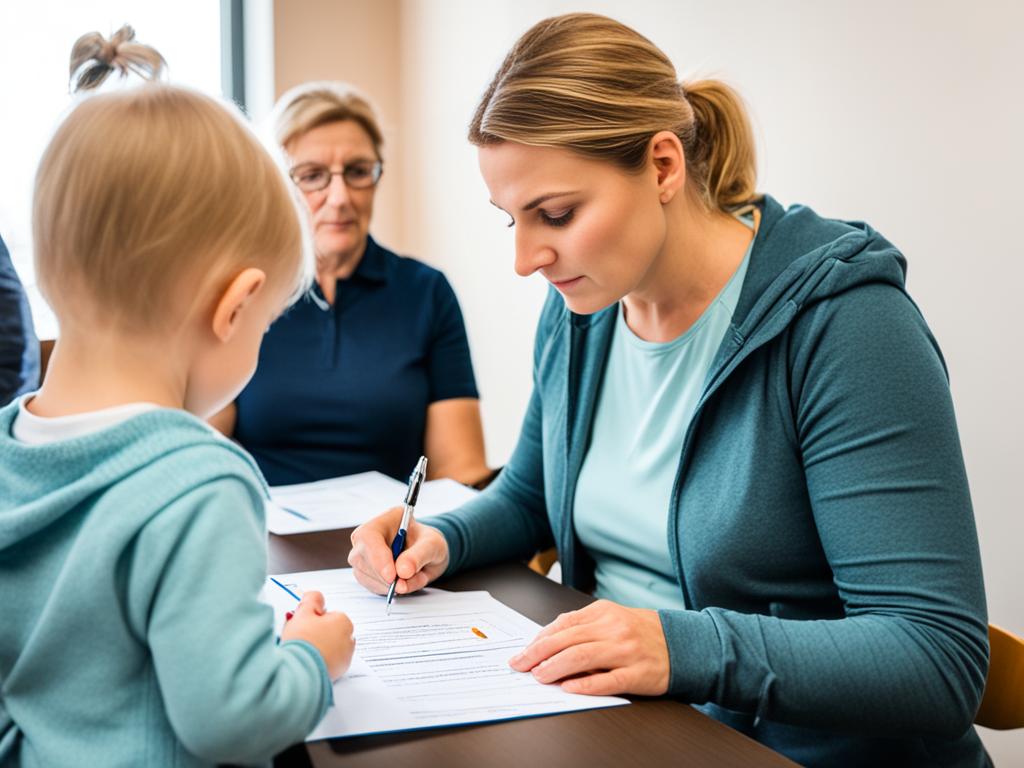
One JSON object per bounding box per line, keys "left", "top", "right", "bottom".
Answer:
{"left": 269, "top": 577, "right": 302, "bottom": 622}
{"left": 385, "top": 455, "right": 428, "bottom": 614}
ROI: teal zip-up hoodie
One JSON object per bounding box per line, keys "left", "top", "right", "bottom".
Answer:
{"left": 0, "top": 407, "right": 331, "bottom": 767}
{"left": 430, "top": 196, "right": 990, "bottom": 767}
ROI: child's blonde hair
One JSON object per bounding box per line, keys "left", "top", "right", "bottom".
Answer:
{"left": 34, "top": 25, "right": 309, "bottom": 333}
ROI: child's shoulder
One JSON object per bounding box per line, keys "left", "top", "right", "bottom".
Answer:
{"left": 81, "top": 410, "right": 271, "bottom": 566}
{"left": 0, "top": 404, "right": 269, "bottom": 536}
{"left": 0, "top": 406, "right": 270, "bottom": 601}
{"left": 114, "top": 408, "right": 269, "bottom": 500}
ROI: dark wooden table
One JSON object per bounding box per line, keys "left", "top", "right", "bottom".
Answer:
{"left": 270, "top": 530, "right": 797, "bottom": 768}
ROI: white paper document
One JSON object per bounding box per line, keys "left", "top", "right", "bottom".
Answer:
{"left": 265, "top": 471, "right": 479, "bottom": 535}
{"left": 263, "top": 568, "right": 629, "bottom": 740}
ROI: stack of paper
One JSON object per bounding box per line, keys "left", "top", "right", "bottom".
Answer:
{"left": 263, "top": 568, "right": 629, "bottom": 739}
{"left": 265, "top": 471, "right": 479, "bottom": 535}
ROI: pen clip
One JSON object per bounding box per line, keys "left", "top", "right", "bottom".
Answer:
{"left": 404, "top": 456, "right": 427, "bottom": 506}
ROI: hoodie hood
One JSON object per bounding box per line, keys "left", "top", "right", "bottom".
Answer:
{"left": 694, "top": 195, "right": 918, "bottom": 395}
{"left": 735, "top": 195, "right": 908, "bottom": 343}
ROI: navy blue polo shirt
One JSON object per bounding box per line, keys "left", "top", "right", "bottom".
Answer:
{"left": 235, "top": 236, "right": 479, "bottom": 485}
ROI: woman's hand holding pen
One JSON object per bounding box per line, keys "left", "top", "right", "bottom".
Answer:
{"left": 348, "top": 506, "right": 449, "bottom": 596}
{"left": 280, "top": 591, "right": 356, "bottom": 679}
{"left": 509, "top": 599, "right": 670, "bottom": 696}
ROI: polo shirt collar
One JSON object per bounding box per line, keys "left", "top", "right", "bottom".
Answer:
{"left": 352, "top": 235, "right": 389, "bottom": 284}
{"left": 307, "top": 235, "right": 389, "bottom": 310}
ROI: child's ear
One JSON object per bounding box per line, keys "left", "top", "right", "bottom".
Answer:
{"left": 211, "top": 268, "right": 267, "bottom": 342}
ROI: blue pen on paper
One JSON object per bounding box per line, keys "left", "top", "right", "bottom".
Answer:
{"left": 270, "top": 577, "right": 302, "bottom": 602}
{"left": 385, "top": 455, "right": 428, "bottom": 614}
{"left": 270, "top": 577, "right": 302, "bottom": 624}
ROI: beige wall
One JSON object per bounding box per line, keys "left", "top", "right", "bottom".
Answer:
{"left": 273, "top": 0, "right": 404, "bottom": 252}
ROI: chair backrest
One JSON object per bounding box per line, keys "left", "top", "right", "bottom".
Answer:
{"left": 528, "top": 547, "right": 558, "bottom": 577}
{"left": 39, "top": 339, "right": 55, "bottom": 382}
{"left": 975, "top": 623, "right": 1024, "bottom": 730}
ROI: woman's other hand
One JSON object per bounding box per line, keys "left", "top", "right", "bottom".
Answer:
{"left": 509, "top": 599, "right": 670, "bottom": 696}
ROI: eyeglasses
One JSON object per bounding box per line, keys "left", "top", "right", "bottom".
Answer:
{"left": 288, "top": 160, "right": 383, "bottom": 192}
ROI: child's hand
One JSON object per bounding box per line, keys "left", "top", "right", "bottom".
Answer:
{"left": 280, "top": 590, "right": 355, "bottom": 679}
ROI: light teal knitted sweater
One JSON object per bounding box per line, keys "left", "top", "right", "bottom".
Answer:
{"left": 0, "top": 405, "right": 331, "bottom": 767}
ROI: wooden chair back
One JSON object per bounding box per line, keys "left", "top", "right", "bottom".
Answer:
{"left": 975, "top": 624, "right": 1024, "bottom": 730}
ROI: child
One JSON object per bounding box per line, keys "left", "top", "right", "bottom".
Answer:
{"left": 0, "top": 26, "right": 354, "bottom": 767}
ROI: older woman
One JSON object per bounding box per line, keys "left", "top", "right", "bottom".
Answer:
{"left": 213, "top": 82, "right": 488, "bottom": 486}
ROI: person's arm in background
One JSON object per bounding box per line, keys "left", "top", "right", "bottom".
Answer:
{"left": 0, "top": 234, "right": 40, "bottom": 405}
{"left": 208, "top": 401, "right": 237, "bottom": 436}
{"left": 422, "top": 274, "right": 490, "bottom": 485}
{"left": 424, "top": 398, "right": 489, "bottom": 485}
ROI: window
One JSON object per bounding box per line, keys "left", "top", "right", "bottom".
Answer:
{"left": 0, "top": 2, "right": 227, "bottom": 339}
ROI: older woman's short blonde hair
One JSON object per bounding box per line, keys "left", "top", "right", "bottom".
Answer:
{"left": 271, "top": 81, "right": 384, "bottom": 158}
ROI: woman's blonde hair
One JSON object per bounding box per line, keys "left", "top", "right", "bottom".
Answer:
{"left": 271, "top": 81, "right": 384, "bottom": 158}
{"left": 469, "top": 13, "right": 759, "bottom": 212}
{"left": 34, "top": 25, "right": 308, "bottom": 332}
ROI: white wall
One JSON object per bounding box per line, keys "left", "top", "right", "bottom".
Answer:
{"left": 0, "top": 1, "right": 223, "bottom": 340}
{"left": 390, "top": 1, "right": 1023, "bottom": 762}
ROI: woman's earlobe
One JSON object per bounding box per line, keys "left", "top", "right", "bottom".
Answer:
{"left": 659, "top": 173, "right": 682, "bottom": 204}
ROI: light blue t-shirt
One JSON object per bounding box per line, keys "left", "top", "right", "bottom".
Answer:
{"left": 574, "top": 222, "right": 754, "bottom": 610}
